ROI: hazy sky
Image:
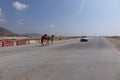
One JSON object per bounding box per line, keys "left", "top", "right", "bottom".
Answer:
{"left": 0, "top": 0, "right": 120, "bottom": 36}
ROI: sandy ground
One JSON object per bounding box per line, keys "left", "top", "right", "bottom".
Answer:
{"left": 0, "top": 36, "right": 80, "bottom": 41}
{"left": 0, "top": 36, "right": 41, "bottom": 41}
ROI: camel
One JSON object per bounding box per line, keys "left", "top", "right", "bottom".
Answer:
{"left": 50, "top": 35, "right": 55, "bottom": 44}
{"left": 41, "top": 34, "right": 50, "bottom": 46}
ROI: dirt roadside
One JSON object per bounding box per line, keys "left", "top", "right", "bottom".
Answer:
{"left": 106, "top": 37, "right": 120, "bottom": 52}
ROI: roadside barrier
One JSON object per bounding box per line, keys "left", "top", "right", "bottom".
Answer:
{"left": 2, "top": 41, "right": 14, "bottom": 47}
{"left": 16, "top": 40, "right": 27, "bottom": 45}
{"left": 37, "top": 40, "right": 41, "bottom": 43}
{"left": 26, "top": 40, "right": 30, "bottom": 44}
{"left": 29, "top": 40, "right": 41, "bottom": 44}
{"left": 14, "top": 41, "right": 16, "bottom": 46}
{"left": 0, "top": 39, "right": 45, "bottom": 48}
{"left": 29, "top": 40, "right": 37, "bottom": 44}
{"left": 0, "top": 42, "right": 2, "bottom": 47}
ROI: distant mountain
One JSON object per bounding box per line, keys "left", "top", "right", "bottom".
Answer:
{"left": 0, "top": 27, "right": 16, "bottom": 36}
{"left": 20, "top": 33, "right": 43, "bottom": 36}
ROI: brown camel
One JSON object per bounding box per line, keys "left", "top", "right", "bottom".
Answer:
{"left": 50, "top": 35, "right": 55, "bottom": 44}
{"left": 41, "top": 34, "right": 50, "bottom": 46}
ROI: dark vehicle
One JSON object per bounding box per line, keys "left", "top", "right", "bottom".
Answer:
{"left": 80, "top": 36, "right": 88, "bottom": 42}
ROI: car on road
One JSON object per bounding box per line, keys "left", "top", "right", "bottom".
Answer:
{"left": 80, "top": 36, "right": 88, "bottom": 42}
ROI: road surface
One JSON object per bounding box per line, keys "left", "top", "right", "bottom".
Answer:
{"left": 0, "top": 37, "right": 120, "bottom": 80}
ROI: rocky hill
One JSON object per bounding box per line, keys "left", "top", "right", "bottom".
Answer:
{"left": 0, "top": 27, "right": 16, "bottom": 36}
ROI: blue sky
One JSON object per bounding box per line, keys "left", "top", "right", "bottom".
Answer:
{"left": 0, "top": 0, "right": 120, "bottom": 36}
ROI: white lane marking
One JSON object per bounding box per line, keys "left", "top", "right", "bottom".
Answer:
{"left": 103, "top": 37, "right": 120, "bottom": 55}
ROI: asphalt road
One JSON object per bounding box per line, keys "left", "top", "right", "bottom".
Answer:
{"left": 0, "top": 37, "right": 120, "bottom": 80}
